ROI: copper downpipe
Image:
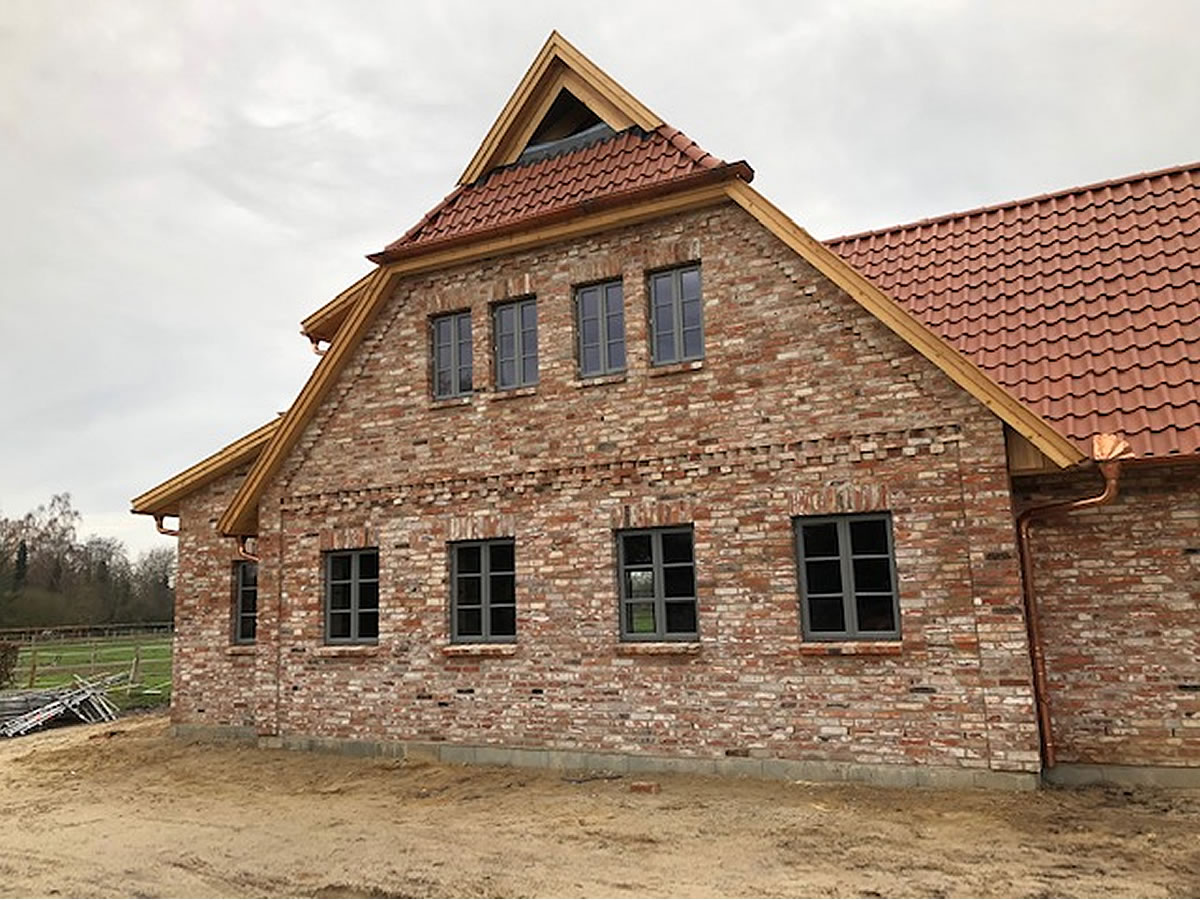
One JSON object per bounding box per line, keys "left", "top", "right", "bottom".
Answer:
{"left": 235, "top": 535, "right": 260, "bottom": 563}
{"left": 1015, "top": 433, "right": 1132, "bottom": 769}
{"left": 153, "top": 514, "right": 180, "bottom": 537}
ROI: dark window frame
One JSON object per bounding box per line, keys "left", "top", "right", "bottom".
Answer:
{"left": 324, "top": 549, "right": 380, "bottom": 645}
{"left": 575, "top": 279, "right": 626, "bottom": 377}
{"left": 431, "top": 310, "right": 473, "bottom": 399}
{"left": 794, "top": 513, "right": 900, "bottom": 641}
{"left": 492, "top": 297, "right": 538, "bottom": 390}
{"left": 617, "top": 526, "right": 699, "bottom": 642}
{"left": 648, "top": 264, "right": 703, "bottom": 365}
{"left": 450, "top": 539, "right": 517, "bottom": 644}
{"left": 232, "top": 560, "right": 257, "bottom": 644}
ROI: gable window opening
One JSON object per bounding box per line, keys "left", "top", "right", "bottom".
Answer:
{"left": 493, "top": 298, "right": 538, "bottom": 390}
{"left": 432, "top": 310, "right": 473, "bottom": 399}
{"left": 325, "top": 549, "right": 380, "bottom": 644}
{"left": 795, "top": 513, "right": 900, "bottom": 641}
{"left": 618, "top": 526, "right": 698, "bottom": 641}
{"left": 649, "top": 265, "right": 703, "bottom": 366}
{"left": 576, "top": 280, "right": 626, "bottom": 378}
{"left": 451, "top": 539, "right": 517, "bottom": 643}
{"left": 233, "top": 560, "right": 257, "bottom": 644}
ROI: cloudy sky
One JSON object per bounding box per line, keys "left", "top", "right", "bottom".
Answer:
{"left": 2, "top": 0, "right": 1196, "bottom": 557}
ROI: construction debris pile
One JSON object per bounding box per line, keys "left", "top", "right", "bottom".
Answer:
{"left": 0, "top": 673, "right": 127, "bottom": 738}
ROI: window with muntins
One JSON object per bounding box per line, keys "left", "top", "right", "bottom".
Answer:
{"left": 493, "top": 298, "right": 538, "bottom": 389}
{"left": 618, "top": 527, "right": 698, "bottom": 640}
{"left": 432, "top": 311, "right": 473, "bottom": 399}
{"left": 233, "top": 560, "right": 257, "bottom": 644}
{"left": 795, "top": 514, "right": 899, "bottom": 640}
{"left": 576, "top": 280, "right": 626, "bottom": 377}
{"left": 325, "top": 549, "right": 379, "bottom": 644}
{"left": 649, "top": 265, "right": 702, "bottom": 365}
{"left": 451, "top": 539, "right": 517, "bottom": 642}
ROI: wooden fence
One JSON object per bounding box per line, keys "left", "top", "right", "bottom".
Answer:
{"left": 2, "top": 625, "right": 173, "bottom": 692}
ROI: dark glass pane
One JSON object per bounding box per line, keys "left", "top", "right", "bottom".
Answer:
{"left": 490, "top": 573, "right": 515, "bottom": 606}
{"left": 625, "top": 569, "right": 654, "bottom": 599}
{"left": 436, "top": 368, "right": 452, "bottom": 397}
{"left": 521, "top": 353, "right": 537, "bottom": 385}
{"left": 329, "top": 612, "right": 352, "bottom": 639}
{"left": 238, "top": 615, "right": 256, "bottom": 641}
{"left": 655, "top": 331, "right": 676, "bottom": 363}
{"left": 329, "top": 554, "right": 351, "bottom": 581}
{"left": 358, "top": 581, "right": 379, "bottom": 611}
{"left": 498, "top": 331, "right": 516, "bottom": 360}
{"left": 665, "top": 600, "right": 697, "bottom": 635}
{"left": 681, "top": 297, "right": 702, "bottom": 329}
{"left": 435, "top": 317, "right": 452, "bottom": 347}
{"left": 622, "top": 534, "right": 652, "bottom": 565}
{"left": 853, "top": 557, "right": 893, "bottom": 594}
{"left": 605, "top": 282, "right": 624, "bottom": 314}
{"left": 856, "top": 594, "right": 896, "bottom": 633}
{"left": 651, "top": 273, "right": 673, "bottom": 306}
{"left": 357, "top": 611, "right": 379, "bottom": 639}
{"left": 499, "top": 358, "right": 516, "bottom": 388}
{"left": 802, "top": 523, "right": 839, "bottom": 559}
{"left": 497, "top": 304, "right": 515, "bottom": 336}
{"left": 850, "top": 518, "right": 889, "bottom": 555}
{"left": 456, "top": 544, "right": 481, "bottom": 574}
{"left": 457, "top": 364, "right": 472, "bottom": 394}
{"left": 579, "top": 287, "right": 599, "bottom": 321}
{"left": 806, "top": 560, "right": 842, "bottom": 595}
{"left": 456, "top": 575, "right": 481, "bottom": 605}
{"left": 358, "top": 552, "right": 378, "bottom": 580}
{"left": 457, "top": 607, "right": 482, "bottom": 637}
{"left": 520, "top": 300, "right": 536, "bottom": 330}
{"left": 680, "top": 267, "right": 701, "bottom": 301}
{"left": 241, "top": 563, "right": 258, "bottom": 588}
{"left": 682, "top": 328, "right": 702, "bottom": 359}
{"left": 808, "top": 596, "right": 845, "bottom": 632}
{"left": 625, "top": 602, "right": 656, "bottom": 634}
{"left": 456, "top": 312, "right": 471, "bottom": 342}
{"left": 663, "top": 565, "right": 695, "bottom": 598}
{"left": 581, "top": 316, "right": 600, "bottom": 345}
{"left": 241, "top": 588, "right": 257, "bottom": 614}
{"left": 329, "top": 582, "right": 352, "bottom": 611}
{"left": 661, "top": 531, "right": 693, "bottom": 563}
{"left": 582, "top": 345, "right": 602, "bottom": 375}
{"left": 489, "top": 542, "right": 514, "bottom": 573}
{"left": 490, "top": 605, "right": 516, "bottom": 637}
{"left": 607, "top": 339, "right": 625, "bottom": 371}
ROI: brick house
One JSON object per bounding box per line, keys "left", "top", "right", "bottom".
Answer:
{"left": 133, "top": 33, "right": 1199, "bottom": 789}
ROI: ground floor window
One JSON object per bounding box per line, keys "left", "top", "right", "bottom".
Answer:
{"left": 450, "top": 539, "right": 516, "bottom": 642}
{"left": 325, "top": 549, "right": 379, "bottom": 643}
{"left": 617, "top": 526, "right": 698, "bottom": 640}
{"left": 795, "top": 513, "right": 899, "bottom": 640}
{"left": 233, "top": 560, "right": 257, "bottom": 644}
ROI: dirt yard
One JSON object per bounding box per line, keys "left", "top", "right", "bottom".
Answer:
{"left": 1, "top": 715, "right": 1198, "bottom": 898}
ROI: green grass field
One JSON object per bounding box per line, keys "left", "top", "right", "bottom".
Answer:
{"left": 12, "top": 634, "right": 172, "bottom": 707}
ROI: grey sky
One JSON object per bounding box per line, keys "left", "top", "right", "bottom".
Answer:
{"left": 2, "top": 0, "right": 1196, "bottom": 557}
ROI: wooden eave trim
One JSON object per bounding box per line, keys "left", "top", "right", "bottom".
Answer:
{"left": 459, "top": 31, "right": 662, "bottom": 186}
{"left": 219, "top": 179, "right": 739, "bottom": 537}
{"left": 724, "top": 181, "right": 1087, "bottom": 469}
{"left": 130, "top": 418, "right": 281, "bottom": 517}
{"left": 300, "top": 271, "right": 373, "bottom": 340}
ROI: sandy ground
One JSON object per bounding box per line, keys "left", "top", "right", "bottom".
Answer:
{"left": 1, "top": 716, "right": 1198, "bottom": 898}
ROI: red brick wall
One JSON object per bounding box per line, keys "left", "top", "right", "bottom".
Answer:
{"left": 173, "top": 201, "right": 1039, "bottom": 772}
{"left": 1014, "top": 464, "right": 1200, "bottom": 767}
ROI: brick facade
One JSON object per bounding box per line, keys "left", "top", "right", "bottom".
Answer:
{"left": 1014, "top": 465, "right": 1200, "bottom": 767}
{"left": 170, "top": 201, "right": 1052, "bottom": 775}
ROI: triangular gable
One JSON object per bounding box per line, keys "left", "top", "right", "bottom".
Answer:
{"left": 459, "top": 31, "right": 662, "bottom": 186}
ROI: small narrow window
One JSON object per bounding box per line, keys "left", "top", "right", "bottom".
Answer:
{"left": 450, "top": 539, "right": 517, "bottom": 642}
{"left": 325, "top": 549, "right": 380, "bottom": 644}
{"left": 233, "top": 561, "right": 257, "bottom": 644}
{"left": 795, "top": 514, "right": 900, "bottom": 640}
{"left": 494, "top": 298, "right": 538, "bottom": 390}
{"left": 618, "top": 527, "right": 698, "bottom": 641}
{"left": 649, "top": 265, "right": 703, "bottom": 365}
{"left": 432, "top": 311, "right": 473, "bottom": 399}
{"left": 576, "top": 280, "right": 626, "bottom": 377}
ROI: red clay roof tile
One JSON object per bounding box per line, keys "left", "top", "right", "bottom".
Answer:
{"left": 828, "top": 162, "right": 1200, "bottom": 460}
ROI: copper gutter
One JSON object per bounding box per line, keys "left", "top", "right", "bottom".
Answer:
{"left": 307, "top": 335, "right": 329, "bottom": 356}
{"left": 153, "top": 514, "right": 180, "bottom": 537}
{"left": 1015, "top": 433, "right": 1133, "bottom": 769}
{"left": 235, "top": 535, "right": 260, "bottom": 563}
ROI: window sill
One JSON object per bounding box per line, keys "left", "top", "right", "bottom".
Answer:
{"left": 441, "top": 643, "right": 519, "bottom": 657}
{"left": 313, "top": 644, "right": 379, "bottom": 658}
{"left": 799, "top": 641, "right": 903, "bottom": 657}
{"left": 571, "top": 372, "right": 627, "bottom": 389}
{"left": 429, "top": 395, "right": 474, "bottom": 410}
{"left": 226, "top": 645, "right": 255, "bottom": 656}
{"left": 615, "top": 641, "right": 702, "bottom": 656}
{"left": 488, "top": 385, "right": 538, "bottom": 402}
{"left": 648, "top": 359, "right": 704, "bottom": 378}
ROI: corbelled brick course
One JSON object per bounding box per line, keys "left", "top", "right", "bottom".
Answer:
{"left": 173, "top": 201, "right": 1041, "bottom": 775}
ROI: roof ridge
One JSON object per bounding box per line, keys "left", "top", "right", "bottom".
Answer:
{"left": 826, "top": 160, "right": 1200, "bottom": 245}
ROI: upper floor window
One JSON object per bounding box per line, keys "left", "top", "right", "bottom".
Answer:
{"left": 618, "top": 526, "right": 698, "bottom": 641}
{"left": 795, "top": 514, "right": 900, "bottom": 641}
{"left": 494, "top": 298, "right": 538, "bottom": 390}
{"left": 432, "top": 311, "right": 472, "bottom": 399}
{"left": 233, "top": 560, "right": 257, "bottom": 644}
{"left": 325, "top": 549, "right": 379, "bottom": 644}
{"left": 450, "top": 539, "right": 516, "bottom": 643}
{"left": 576, "top": 280, "right": 626, "bottom": 377}
{"left": 649, "top": 265, "right": 703, "bottom": 365}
